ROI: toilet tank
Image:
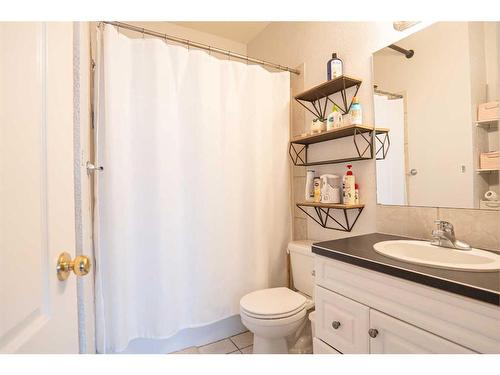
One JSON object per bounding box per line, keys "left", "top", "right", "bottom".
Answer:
{"left": 288, "top": 240, "right": 315, "bottom": 298}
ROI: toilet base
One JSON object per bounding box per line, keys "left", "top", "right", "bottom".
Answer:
{"left": 253, "top": 335, "right": 288, "bottom": 354}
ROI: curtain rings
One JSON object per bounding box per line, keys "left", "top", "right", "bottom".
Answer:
{"left": 208, "top": 46, "right": 211, "bottom": 56}
{"left": 142, "top": 28, "right": 145, "bottom": 39}
{"left": 186, "top": 40, "right": 190, "bottom": 51}
{"left": 227, "top": 50, "right": 231, "bottom": 61}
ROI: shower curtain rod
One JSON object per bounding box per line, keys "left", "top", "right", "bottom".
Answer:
{"left": 388, "top": 44, "right": 414, "bottom": 59}
{"left": 373, "top": 85, "right": 403, "bottom": 99}
{"left": 102, "top": 21, "right": 301, "bottom": 75}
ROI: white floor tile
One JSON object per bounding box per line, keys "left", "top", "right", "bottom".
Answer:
{"left": 240, "top": 345, "right": 253, "bottom": 354}
{"left": 230, "top": 331, "right": 253, "bottom": 349}
{"left": 198, "top": 339, "right": 238, "bottom": 354}
{"left": 173, "top": 346, "right": 199, "bottom": 354}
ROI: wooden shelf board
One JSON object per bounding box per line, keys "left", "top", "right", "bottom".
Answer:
{"left": 291, "top": 125, "right": 376, "bottom": 145}
{"left": 297, "top": 202, "right": 364, "bottom": 209}
{"left": 295, "top": 75, "right": 362, "bottom": 102}
{"left": 476, "top": 118, "right": 499, "bottom": 125}
{"left": 476, "top": 168, "right": 499, "bottom": 173}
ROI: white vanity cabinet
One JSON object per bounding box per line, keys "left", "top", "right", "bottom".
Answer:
{"left": 313, "top": 255, "right": 500, "bottom": 354}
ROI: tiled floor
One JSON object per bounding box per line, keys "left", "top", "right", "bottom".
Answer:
{"left": 173, "top": 331, "right": 253, "bottom": 354}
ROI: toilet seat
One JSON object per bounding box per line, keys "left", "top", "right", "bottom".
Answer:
{"left": 240, "top": 287, "right": 307, "bottom": 320}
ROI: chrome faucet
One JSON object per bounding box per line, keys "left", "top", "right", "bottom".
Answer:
{"left": 431, "top": 220, "right": 471, "bottom": 251}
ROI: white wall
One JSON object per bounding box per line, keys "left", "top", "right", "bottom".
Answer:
{"left": 248, "top": 22, "right": 432, "bottom": 242}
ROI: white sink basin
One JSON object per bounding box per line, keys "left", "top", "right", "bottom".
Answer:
{"left": 373, "top": 240, "right": 500, "bottom": 272}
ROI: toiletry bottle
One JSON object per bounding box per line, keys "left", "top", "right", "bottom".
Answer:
{"left": 305, "top": 170, "right": 315, "bottom": 202}
{"left": 326, "top": 105, "right": 341, "bottom": 131}
{"left": 326, "top": 107, "right": 335, "bottom": 131}
{"left": 350, "top": 96, "right": 362, "bottom": 125}
{"left": 342, "top": 164, "right": 356, "bottom": 205}
{"left": 327, "top": 53, "right": 343, "bottom": 80}
{"left": 334, "top": 105, "right": 343, "bottom": 128}
{"left": 313, "top": 177, "right": 321, "bottom": 203}
{"left": 354, "top": 183, "right": 360, "bottom": 204}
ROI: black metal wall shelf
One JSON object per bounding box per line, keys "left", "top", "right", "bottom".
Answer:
{"left": 296, "top": 202, "right": 364, "bottom": 232}
{"left": 295, "top": 75, "right": 362, "bottom": 119}
{"left": 375, "top": 128, "right": 390, "bottom": 160}
{"left": 289, "top": 125, "right": 384, "bottom": 166}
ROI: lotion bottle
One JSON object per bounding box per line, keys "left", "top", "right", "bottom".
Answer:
{"left": 305, "top": 170, "right": 315, "bottom": 202}
{"left": 342, "top": 164, "right": 356, "bottom": 205}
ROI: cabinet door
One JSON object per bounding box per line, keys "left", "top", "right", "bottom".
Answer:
{"left": 369, "top": 310, "right": 475, "bottom": 354}
{"left": 313, "top": 338, "right": 342, "bottom": 354}
{"left": 315, "top": 286, "right": 370, "bottom": 354}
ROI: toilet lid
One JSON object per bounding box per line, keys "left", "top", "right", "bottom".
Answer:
{"left": 240, "top": 287, "right": 307, "bottom": 319}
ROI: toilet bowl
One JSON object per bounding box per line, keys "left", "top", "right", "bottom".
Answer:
{"left": 239, "top": 241, "right": 316, "bottom": 354}
{"left": 240, "top": 287, "right": 312, "bottom": 354}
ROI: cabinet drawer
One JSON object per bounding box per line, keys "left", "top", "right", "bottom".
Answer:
{"left": 315, "top": 285, "right": 370, "bottom": 354}
{"left": 369, "top": 310, "right": 475, "bottom": 354}
{"left": 313, "top": 338, "right": 342, "bottom": 354}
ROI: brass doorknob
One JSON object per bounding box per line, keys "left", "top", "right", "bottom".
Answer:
{"left": 57, "top": 252, "right": 91, "bottom": 281}
{"left": 368, "top": 328, "right": 379, "bottom": 338}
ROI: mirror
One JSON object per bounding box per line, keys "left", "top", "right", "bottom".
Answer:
{"left": 373, "top": 22, "right": 500, "bottom": 210}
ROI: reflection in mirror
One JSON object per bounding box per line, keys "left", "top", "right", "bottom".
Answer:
{"left": 374, "top": 22, "right": 500, "bottom": 210}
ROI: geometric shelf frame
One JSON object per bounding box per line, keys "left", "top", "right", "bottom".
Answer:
{"left": 289, "top": 125, "right": 376, "bottom": 167}
{"left": 294, "top": 75, "right": 362, "bottom": 119}
{"left": 375, "top": 128, "right": 390, "bottom": 160}
{"left": 296, "top": 202, "right": 365, "bottom": 232}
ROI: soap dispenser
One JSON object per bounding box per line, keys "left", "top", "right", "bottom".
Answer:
{"left": 327, "top": 53, "right": 343, "bottom": 80}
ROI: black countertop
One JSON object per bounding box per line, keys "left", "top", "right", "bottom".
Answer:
{"left": 312, "top": 233, "right": 500, "bottom": 306}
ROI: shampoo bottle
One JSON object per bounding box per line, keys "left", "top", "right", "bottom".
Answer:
{"left": 350, "top": 96, "right": 362, "bottom": 125}
{"left": 327, "top": 53, "right": 343, "bottom": 80}
{"left": 342, "top": 164, "right": 356, "bottom": 205}
{"left": 305, "top": 170, "right": 315, "bottom": 202}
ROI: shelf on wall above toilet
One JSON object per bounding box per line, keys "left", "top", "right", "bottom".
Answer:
{"left": 294, "top": 75, "right": 362, "bottom": 117}
{"left": 289, "top": 126, "right": 390, "bottom": 166}
{"left": 296, "top": 202, "right": 364, "bottom": 232}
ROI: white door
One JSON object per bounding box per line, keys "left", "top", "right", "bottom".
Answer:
{"left": 369, "top": 310, "right": 475, "bottom": 354}
{"left": 0, "top": 22, "right": 82, "bottom": 353}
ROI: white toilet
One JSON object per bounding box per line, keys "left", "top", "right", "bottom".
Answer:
{"left": 239, "top": 240, "right": 315, "bottom": 354}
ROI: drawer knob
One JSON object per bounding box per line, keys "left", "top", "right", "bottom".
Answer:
{"left": 331, "top": 321, "right": 341, "bottom": 329}
{"left": 368, "top": 328, "right": 379, "bottom": 338}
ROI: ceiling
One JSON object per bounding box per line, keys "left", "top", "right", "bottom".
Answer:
{"left": 172, "top": 22, "right": 270, "bottom": 44}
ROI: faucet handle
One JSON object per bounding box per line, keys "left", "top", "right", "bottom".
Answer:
{"left": 435, "top": 220, "right": 453, "bottom": 230}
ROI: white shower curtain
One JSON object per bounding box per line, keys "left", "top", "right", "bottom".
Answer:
{"left": 94, "top": 25, "right": 291, "bottom": 353}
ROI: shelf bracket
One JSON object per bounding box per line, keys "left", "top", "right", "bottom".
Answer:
{"left": 289, "top": 143, "right": 308, "bottom": 165}
{"left": 353, "top": 128, "right": 374, "bottom": 159}
{"left": 297, "top": 204, "right": 364, "bottom": 232}
{"left": 295, "top": 81, "right": 361, "bottom": 119}
{"left": 326, "top": 81, "right": 361, "bottom": 115}
{"left": 375, "top": 131, "right": 390, "bottom": 160}
{"left": 288, "top": 128, "right": 374, "bottom": 166}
